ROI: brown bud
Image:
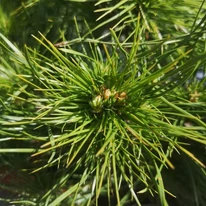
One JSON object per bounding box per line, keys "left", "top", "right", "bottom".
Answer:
{"left": 103, "top": 89, "right": 112, "bottom": 99}
{"left": 119, "top": 92, "right": 127, "bottom": 99}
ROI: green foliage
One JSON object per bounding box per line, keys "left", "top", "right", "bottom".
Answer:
{"left": 0, "top": 0, "right": 206, "bottom": 205}
{"left": 0, "top": 0, "right": 100, "bottom": 49}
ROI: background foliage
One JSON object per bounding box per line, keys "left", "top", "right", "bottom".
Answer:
{"left": 0, "top": 0, "right": 206, "bottom": 205}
